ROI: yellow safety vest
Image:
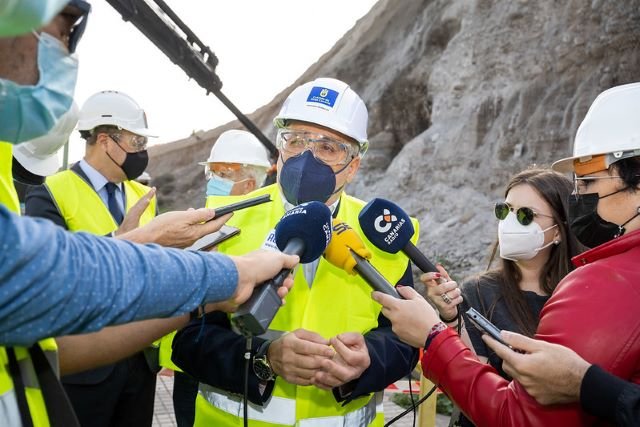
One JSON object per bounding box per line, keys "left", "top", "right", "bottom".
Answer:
{"left": 0, "top": 142, "right": 20, "bottom": 213}
{"left": 194, "top": 184, "right": 419, "bottom": 427}
{"left": 45, "top": 169, "right": 156, "bottom": 235}
{"left": 0, "top": 141, "right": 58, "bottom": 426}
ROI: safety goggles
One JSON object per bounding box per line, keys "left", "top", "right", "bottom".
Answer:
{"left": 63, "top": 0, "right": 91, "bottom": 53}
{"left": 276, "top": 129, "right": 359, "bottom": 166}
{"left": 494, "top": 202, "right": 553, "bottom": 226}
{"left": 109, "top": 133, "right": 148, "bottom": 151}
{"left": 204, "top": 164, "right": 245, "bottom": 181}
{"left": 573, "top": 173, "right": 625, "bottom": 195}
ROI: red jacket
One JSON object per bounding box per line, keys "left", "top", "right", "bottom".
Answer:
{"left": 421, "top": 228, "right": 640, "bottom": 427}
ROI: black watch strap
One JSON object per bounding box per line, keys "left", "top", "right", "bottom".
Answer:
{"left": 253, "top": 340, "right": 276, "bottom": 382}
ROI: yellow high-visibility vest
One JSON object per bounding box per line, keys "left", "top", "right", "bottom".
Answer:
{"left": 193, "top": 184, "right": 419, "bottom": 427}
{"left": 0, "top": 141, "right": 58, "bottom": 426}
{"left": 45, "top": 169, "right": 156, "bottom": 235}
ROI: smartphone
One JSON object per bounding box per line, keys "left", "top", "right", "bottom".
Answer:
{"left": 212, "top": 194, "right": 271, "bottom": 218}
{"left": 465, "top": 308, "right": 513, "bottom": 349}
{"left": 186, "top": 225, "right": 240, "bottom": 252}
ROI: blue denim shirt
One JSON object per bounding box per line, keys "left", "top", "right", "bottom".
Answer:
{"left": 0, "top": 204, "right": 238, "bottom": 346}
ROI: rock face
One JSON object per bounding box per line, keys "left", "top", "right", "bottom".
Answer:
{"left": 148, "top": 0, "right": 640, "bottom": 278}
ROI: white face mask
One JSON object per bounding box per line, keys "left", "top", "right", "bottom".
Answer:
{"left": 498, "top": 212, "right": 557, "bottom": 261}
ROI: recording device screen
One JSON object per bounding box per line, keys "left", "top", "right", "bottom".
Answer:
{"left": 465, "top": 308, "right": 514, "bottom": 349}
{"left": 186, "top": 225, "right": 240, "bottom": 252}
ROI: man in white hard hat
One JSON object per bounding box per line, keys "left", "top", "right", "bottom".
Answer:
{"left": 374, "top": 82, "right": 640, "bottom": 426}
{"left": 160, "top": 129, "right": 272, "bottom": 427}
{"left": 25, "top": 90, "right": 162, "bottom": 427}
{"left": 201, "top": 129, "right": 271, "bottom": 199}
{"left": 173, "top": 77, "right": 420, "bottom": 427}
{"left": 11, "top": 101, "right": 79, "bottom": 213}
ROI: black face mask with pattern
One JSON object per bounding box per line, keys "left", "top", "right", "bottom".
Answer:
{"left": 568, "top": 188, "right": 639, "bottom": 248}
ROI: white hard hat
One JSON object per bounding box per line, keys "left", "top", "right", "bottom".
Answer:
{"left": 553, "top": 82, "right": 640, "bottom": 174}
{"left": 77, "top": 90, "right": 157, "bottom": 137}
{"left": 13, "top": 101, "right": 80, "bottom": 176}
{"left": 200, "top": 129, "right": 271, "bottom": 168}
{"left": 273, "top": 77, "right": 369, "bottom": 155}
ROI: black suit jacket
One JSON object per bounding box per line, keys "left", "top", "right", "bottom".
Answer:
{"left": 24, "top": 163, "right": 157, "bottom": 384}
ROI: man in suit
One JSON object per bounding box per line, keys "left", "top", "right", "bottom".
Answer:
{"left": 25, "top": 90, "right": 160, "bottom": 427}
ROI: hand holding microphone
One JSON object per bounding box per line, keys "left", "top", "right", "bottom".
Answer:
{"left": 324, "top": 219, "right": 401, "bottom": 299}
{"left": 358, "top": 198, "right": 463, "bottom": 321}
{"left": 231, "top": 201, "right": 332, "bottom": 336}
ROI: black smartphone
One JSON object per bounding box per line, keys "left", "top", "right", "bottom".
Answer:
{"left": 465, "top": 308, "right": 513, "bottom": 349}
{"left": 212, "top": 194, "right": 271, "bottom": 218}
{"left": 186, "top": 225, "right": 240, "bottom": 252}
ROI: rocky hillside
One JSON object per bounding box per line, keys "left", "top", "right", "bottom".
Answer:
{"left": 148, "top": 0, "right": 640, "bottom": 278}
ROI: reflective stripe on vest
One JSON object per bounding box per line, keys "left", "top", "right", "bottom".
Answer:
{"left": 0, "top": 142, "right": 20, "bottom": 214}
{"left": 1, "top": 145, "right": 58, "bottom": 425}
{"left": 0, "top": 339, "right": 59, "bottom": 427}
{"left": 198, "top": 384, "right": 382, "bottom": 427}
{"left": 194, "top": 184, "right": 419, "bottom": 426}
{"left": 45, "top": 169, "right": 156, "bottom": 234}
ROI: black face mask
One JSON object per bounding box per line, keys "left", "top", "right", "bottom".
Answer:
{"left": 568, "top": 188, "right": 639, "bottom": 248}
{"left": 107, "top": 141, "right": 149, "bottom": 181}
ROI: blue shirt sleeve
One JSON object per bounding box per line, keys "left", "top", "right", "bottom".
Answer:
{"left": 0, "top": 205, "right": 238, "bottom": 346}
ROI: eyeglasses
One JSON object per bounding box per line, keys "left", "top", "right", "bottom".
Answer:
{"left": 204, "top": 164, "right": 245, "bottom": 181}
{"left": 573, "top": 174, "right": 623, "bottom": 195}
{"left": 109, "top": 133, "right": 148, "bottom": 151}
{"left": 494, "top": 202, "right": 553, "bottom": 226}
{"left": 65, "top": 0, "right": 91, "bottom": 53}
{"left": 276, "top": 129, "right": 358, "bottom": 166}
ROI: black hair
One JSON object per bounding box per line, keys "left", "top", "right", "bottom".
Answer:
{"left": 614, "top": 156, "right": 640, "bottom": 190}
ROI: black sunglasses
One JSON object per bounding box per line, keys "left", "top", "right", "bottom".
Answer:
{"left": 494, "top": 202, "right": 553, "bottom": 226}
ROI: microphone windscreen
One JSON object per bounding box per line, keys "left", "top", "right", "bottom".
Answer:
{"left": 275, "top": 201, "right": 332, "bottom": 263}
{"left": 358, "top": 198, "right": 415, "bottom": 254}
{"left": 324, "top": 219, "right": 373, "bottom": 274}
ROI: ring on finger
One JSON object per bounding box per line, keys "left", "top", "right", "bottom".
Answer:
{"left": 441, "top": 292, "right": 452, "bottom": 304}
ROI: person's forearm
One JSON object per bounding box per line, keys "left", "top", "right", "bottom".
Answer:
{"left": 580, "top": 365, "right": 630, "bottom": 424}
{"left": 0, "top": 208, "right": 238, "bottom": 346}
{"left": 422, "top": 328, "right": 584, "bottom": 426}
{"left": 115, "top": 226, "right": 154, "bottom": 243}
{"left": 57, "top": 315, "right": 189, "bottom": 375}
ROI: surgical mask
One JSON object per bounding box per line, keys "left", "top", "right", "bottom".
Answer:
{"left": 279, "top": 150, "right": 349, "bottom": 205}
{"left": 568, "top": 190, "right": 639, "bottom": 248}
{"left": 0, "top": 32, "right": 79, "bottom": 144}
{"left": 498, "top": 212, "right": 557, "bottom": 261}
{"left": 207, "top": 175, "right": 235, "bottom": 196}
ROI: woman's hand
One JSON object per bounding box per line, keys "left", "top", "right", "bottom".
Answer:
{"left": 421, "top": 264, "right": 463, "bottom": 322}
{"left": 372, "top": 286, "right": 440, "bottom": 348}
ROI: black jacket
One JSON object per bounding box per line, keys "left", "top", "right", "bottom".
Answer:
{"left": 581, "top": 364, "right": 640, "bottom": 426}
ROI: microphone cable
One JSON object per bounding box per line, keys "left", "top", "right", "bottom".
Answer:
{"left": 384, "top": 306, "right": 461, "bottom": 427}
{"left": 243, "top": 337, "right": 252, "bottom": 427}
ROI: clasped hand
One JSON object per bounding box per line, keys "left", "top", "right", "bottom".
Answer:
{"left": 268, "top": 330, "right": 370, "bottom": 389}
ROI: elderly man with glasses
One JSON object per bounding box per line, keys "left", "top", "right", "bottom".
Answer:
{"left": 172, "top": 77, "right": 420, "bottom": 427}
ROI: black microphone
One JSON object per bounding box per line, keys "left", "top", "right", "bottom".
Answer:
{"left": 231, "top": 201, "right": 332, "bottom": 336}
{"left": 358, "top": 198, "right": 438, "bottom": 273}
{"left": 324, "top": 219, "right": 401, "bottom": 298}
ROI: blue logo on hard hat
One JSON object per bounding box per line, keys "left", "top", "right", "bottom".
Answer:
{"left": 307, "top": 86, "right": 338, "bottom": 108}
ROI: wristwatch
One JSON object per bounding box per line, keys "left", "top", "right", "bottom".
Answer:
{"left": 253, "top": 340, "right": 276, "bottom": 382}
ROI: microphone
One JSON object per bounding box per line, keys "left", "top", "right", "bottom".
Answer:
{"left": 231, "top": 201, "right": 332, "bottom": 336}
{"left": 358, "top": 198, "right": 438, "bottom": 273}
{"left": 324, "top": 219, "right": 401, "bottom": 299}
